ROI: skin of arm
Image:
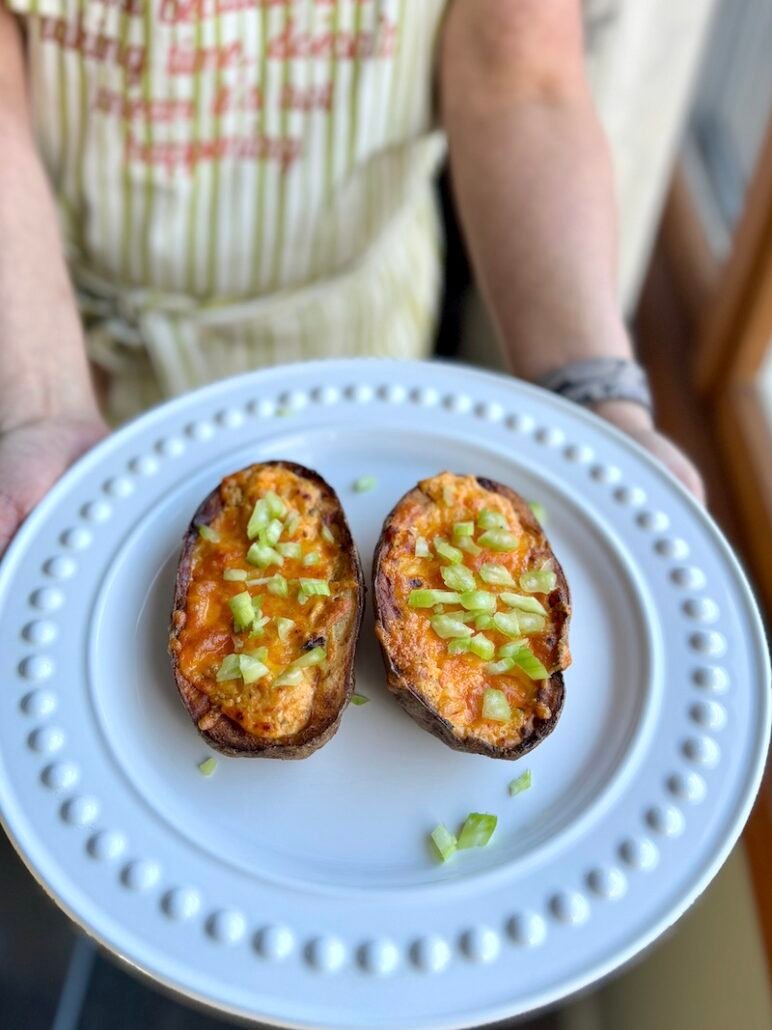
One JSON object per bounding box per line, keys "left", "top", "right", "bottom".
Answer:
{"left": 440, "top": 0, "right": 704, "bottom": 501}
{"left": 0, "top": 6, "right": 107, "bottom": 556}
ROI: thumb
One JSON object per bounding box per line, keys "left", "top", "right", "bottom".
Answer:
{"left": 0, "top": 416, "right": 106, "bottom": 559}
{"left": 0, "top": 447, "right": 46, "bottom": 557}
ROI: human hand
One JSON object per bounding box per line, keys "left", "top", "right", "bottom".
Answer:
{"left": 0, "top": 414, "right": 109, "bottom": 558}
{"left": 591, "top": 400, "right": 706, "bottom": 504}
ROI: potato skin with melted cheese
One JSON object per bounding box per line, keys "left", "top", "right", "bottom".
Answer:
{"left": 373, "top": 473, "right": 571, "bottom": 760}
{"left": 169, "top": 461, "right": 364, "bottom": 758}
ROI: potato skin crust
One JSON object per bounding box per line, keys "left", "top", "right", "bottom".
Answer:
{"left": 373, "top": 474, "right": 570, "bottom": 760}
{"left": 169, "top": 461, "right": 364, "bottom": 759}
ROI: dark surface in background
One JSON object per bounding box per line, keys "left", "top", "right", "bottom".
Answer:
{"left": 0, "top": 829, "right": 75, "bottom": 1029}
{"left": 78, "top": 950, "right": 262, "bottom": 1030}
{"left": 435, "top": 169, "right": 472, "bottom": 361}
{"left": 0, "top": 816, "right": 259, "bottom": 1030}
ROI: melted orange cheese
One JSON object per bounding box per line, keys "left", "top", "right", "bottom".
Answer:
{"left": 177, "top": 466, "right": 357, "bottom": 740}
{"left": 380, "top": 473, "right": 567, "bottom": 749}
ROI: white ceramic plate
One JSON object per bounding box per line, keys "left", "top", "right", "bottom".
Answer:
{"left": 0, "top": 359, "right": 768, "bottom": 1029}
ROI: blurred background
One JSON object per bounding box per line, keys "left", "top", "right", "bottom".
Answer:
{"left": 1, "top": 0, "right": 771, "bottom": 1027}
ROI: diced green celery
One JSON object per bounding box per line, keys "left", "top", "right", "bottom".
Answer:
{"left": 447, "top": 638, "right": 472, "bottom": 656}
{"left": 223, "top": 568, "right": 248, "bottom": 581}
{"left": 499, "top": 592, "right": 547, "bottom": 615}
{"left": 198, "top": 525, "right": 219, "bottom": 544}
{"left": 430, "top": 823, "right": 457, "bottom": 862}
{"left": 275, "top": 617, "right": 295, "bottom": 642}
{"left": 492, "top": 610, "right": 521, "bottom": 638}
{"left": 485, "top": 657, "right": 516, "bottom": 676}
{"left": 414, "top": 536, "right": 431, "bottom": 558}
{"left": 518, "top": 612, "right": 546, "bottom": 634}
{"left": 434, "top": 537, "right": 463, "bottom": 564}
{"left": 351, "top": 694, "right": 370, "bottom": 706}
{"left": 477, "top": 509, "right": 507, "bottom": 531}
{"left": 509, "top": 770, "right": 532, "bottom": 796}
{"left": 474, "top": 613, "right": 494, "bottom": 630}
{"left": 229, "top": 592, "right": 255, "bottom": 632}
{"left": 519, "top": 566, "right": 557, "bottom": 593}
{"left": 498, "top": 639, "right": 527, "bottom": 659}
{"left": 216, "top": 654, "right": 242, "bottom": 682}
{"left": 510, "top": 645, "right": 549, "bottom": 680}
{"left": 479, "top": 563, "right": 515, "bottom": 587}
{"left": 247, "top": 542, "right": 284, "bottom": 568}
{"left": 457, "top": 537, "right": 483, "bottom": 556}
{"left": 291, "top": 646, "right": 327, "bottom": 669}
{"left": 277, "top": 542, "right": 301, "bottom": 559}
{"left": 285, "top": 513, "right": 301, "bottom": 537}
{"left": 264, "top": 491, "right": 286, "bottom": 518}
{"left": 478, "top": 529, "right": 519, "bottom": 552}
{"left": 239, "top": 654, "right": 269, "bottom": 685}
{"left": 264, "top": 518, "right": 284, "bottom": 546}
{"left": 430, "top": 614, "right": 474, "bottom": 640}
{"left": 459, "top": 590, "right": 497, "bottom": 613}
{"left": 450, "top": 610, "right": 478, "bottom": 624}
{"left": 250, "top": 615, "right": 270, "bottom": 637}
{"left": 452, "top": 520, "right": 474, "bottom": 539}
{"left": 266, "top": 575, "right": 289, "bottom": 597}
{"left": 246, "top": 499, "right": 270, "bottom": 540}
{"left": 273, "top": 668, "right": 305, "bottom": 688}
{"left": 198, "top": 757, "right": 217, "bottom": 777}
{"left": 457, "top": 813, "right": 497, "bottom": 849}
{"left": 468, "top": 634, "right": 495, "bottom": 660}
{"left": 352, "top": 475, "right": 377, "bottom": 493}
{"left": 302, "top": 551, "right": 320, "bottom": 567}
{"left": 408, "top": 589, "right": 461, "bottom": 608}
{"left": 442, "top": 484, "right": 455, "bottom": 506}
{"left": 246, "top": 646, "right": 268, "bottom": 662}
{"left": 481, "top": 688, "right": 512, "bottom": 721}
{"left": 433, "top": 604, "right": 445, "bottom": 614}
{"left": 321, "top": 525, "right": 336, "bottom": 544}
{"left": 440, "top": 565, "right": 476, "bottom": 593}
{"left": 297, "top": 578, "right": 330, "bottom": 598}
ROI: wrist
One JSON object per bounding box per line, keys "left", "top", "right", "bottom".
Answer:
{"left": 1, "top": 378, "right": 102, "bottom": 433}
{"left": 0, "top": 345, "right": 101, "bottom": 432}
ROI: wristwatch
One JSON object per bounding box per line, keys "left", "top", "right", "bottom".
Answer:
{"left": 536, "top": 357, "right": 653, "bottom": 413}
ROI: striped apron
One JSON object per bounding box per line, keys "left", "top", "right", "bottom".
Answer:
{"left": 7, "top": 0, "right": 446, "bottom": 422}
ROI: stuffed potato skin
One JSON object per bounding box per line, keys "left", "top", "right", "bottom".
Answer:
{"left": 169, "top": 461, "right": 364, "bottom": 758}
{"left": 373, "top": 473, "right": 571, "bottom": 760}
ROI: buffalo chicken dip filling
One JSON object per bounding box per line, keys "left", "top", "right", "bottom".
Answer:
{"left": 174, "top": 466, "right": 358, "bottom": 740}
{"left": 378, "top": 473, "right": 571, "bottom": 749}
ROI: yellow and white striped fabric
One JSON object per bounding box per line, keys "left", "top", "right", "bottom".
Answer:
{"left": 6, "top": 0, "right": 446, "bottom": 421}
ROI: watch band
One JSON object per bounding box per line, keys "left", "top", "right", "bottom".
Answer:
{"left": 536, "top": 357, "right": 653, "bottom": 412}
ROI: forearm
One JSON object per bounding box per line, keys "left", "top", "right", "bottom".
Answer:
{"left": 0, "top": 9, "right": 96, "bottom": 430}
{"left": 441, "top": 1, "right": 632, "bottom": 382}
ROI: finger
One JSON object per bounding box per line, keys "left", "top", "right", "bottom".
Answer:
{"left": 679, "top": 464, "right": 706, "bottom": 506}
{"left": 0, "top": 455, "right": 59, "bottom": 559}
{"left": 660, "top": 443, "right": 706, "bottom": 505}
{"left": 0, "top": 419, "right": 107, "bottom": 559}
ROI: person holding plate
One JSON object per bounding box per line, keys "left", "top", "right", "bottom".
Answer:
{"left": 0, "top": 0, "right": 704, "bottom": 557}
